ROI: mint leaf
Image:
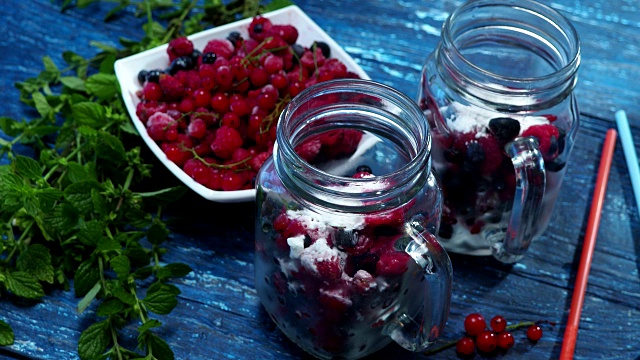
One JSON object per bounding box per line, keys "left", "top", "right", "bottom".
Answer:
{"left": 86, "top": 73, "right": 118, "bottom": 101}
{"left": 112, "top": 286, "right": 136, "bottom": 306}
{"left": 64, "top": 180, "right": 103, "bottom": 214}
{"left": 0, "top": 117, "right": 22, "bottom": 137}
{"left": 66, "top": 161, "right": 93, "bottom": 183}
{"left": 14, "top": 155, "right": 42, "bottom": 180}
{"left": 77, "top": 282, "right": 101, "bottom": 314}
{"left": 37, "top": 187, "right": 63, "bottom": 212}
{"left": 6, "top": 271, "right": 45, "bottom": 299}
{"left": 146, "top": 221, "right": 169, "bottom": 246}
{"left": 60, "top": 76, "right": 87, "bottom": 91}
{"left": 158, "top": 263, "right": 192, "bottom": 280}
{"left": 76, "top": 220, "right": 105, "bottom": 246}
{"left": 137, "top": 187, "right": 187, "bottom": 206}
{"left": 96, "top": 297, "right": 125, "bottom": 317}
{"left": 94, "top": 131, "right": 126, "bottom": 162}
{"left": 147, "top": 333, "right": 174, "bottom": 360}
{"left": 97, "top": 237, "right": 121, "bottom": 252}
{"left": 16, "top": 244, "right": 55, "bottom": 284}
{"left": 74, "top": 259, "right": 100, "bottom": 297}
{"left": 77, "top": 320, "right": 109, "bottom": 360}
{"left": 72, "top": 102, "right": 106, "bottom": 128}
{"left": 110, "top": 255, "right": 131, "bottom": 280}
{"left": 142, "top": 285, "right": 178, "bottom": 315}
{"left": 32, "top": 92, "right": 52, "bottom": 118}
{"left": 138, "top": 319, "right": 161, "bottom": 334}
{"left": 0, "top": 320, "right": 14, "bottom": 346}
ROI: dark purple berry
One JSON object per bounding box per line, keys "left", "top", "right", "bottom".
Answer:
{"left": 145, "top": 69, "right": 164, "bottom": 83}
{"left": 465, "top": 141, "right": 485, "bottom": 164}
{"left": 202, "top": 52, "right": 217, "bottom": 64}
{"left": 190, "top": 49, "right": 202, "bottom": 63}
{"left": 137, "top": 70, "right": 148, "bottom": 85}
{"left": 168, "top": 56, "right": 195, "bottom": 75}
{"left": 227, "top": 31, "right": 242, "bottom": 46}
{"left": 291, "top": 44, "right": 305, "bottom": 61}
{"left": 488, "top": 117, "right": 520, "bottom": 143}
{"left": 356, "top": 165, "right": 372, "bottom": 173}
{"left": 443, "top": 147, "right": 464, "bottom": 164}
{"left": 253, "top": 23, "right": 263, "bottom": 33}
{"left": 312, "top": 41, "right": 331, "bottom": 58}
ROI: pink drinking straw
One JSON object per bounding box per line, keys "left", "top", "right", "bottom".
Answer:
{"left": 559, "top": 128, "right": 617, "bottom": 359}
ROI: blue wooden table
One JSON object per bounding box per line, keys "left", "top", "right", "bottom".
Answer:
{"left": 1, "top": 0, "right": 640, "bottom": 359}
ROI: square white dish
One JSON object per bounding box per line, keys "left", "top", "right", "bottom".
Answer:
{"left": 114, "top": 5, "right": 370, "bottom": 203}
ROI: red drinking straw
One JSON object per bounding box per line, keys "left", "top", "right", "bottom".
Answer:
{"left": 559, "top": 128, "right": 617, "bottom": 360}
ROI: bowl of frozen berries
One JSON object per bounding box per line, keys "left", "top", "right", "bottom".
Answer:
{"left": 115, "top": 5, "right": 369, "bottom": 202}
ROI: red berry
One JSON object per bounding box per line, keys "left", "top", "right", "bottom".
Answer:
{"left": 490, "top": 315, "right": 507, "bottom": 332}
{"left": 158, "top": 74, "right": 184, "bottom": 100}
{"left": 464, "top": 313, "right": 487, "bottom": 336}
{"left": 456, "top": 337, "right": 475, "bottom": 356}
{"left": 142, "top": 82, "right": 163, "bottom": 101}
{"left": 475, "top": 331, "right": 497, "bottom": 353}
{"left": 211, "top": 92, "right": 230, "bottom": 113}
{"left": 496, "top": 331, "right": 515, "bottom": 349}
{"left": 210, "top": 126, "right": 243, "bottom": 159}
{"left": 526, "top": 325, "right": 543, "bottom": 341}
{"left": 294, "top": 138, "right": 322, "bottom": 163}
{"left": 521, "top": 124, "right": 560, "bottom": 158}
{"left": 375, "top": 252, "right": 410, "bottom": 276}
{"left": 202, "top": 39, "right": 235, "bottom": 60}
{"left": 250, "top": 67, "right": 268, "bottom": 87}
{"left": 192, "top": 88, "right": 211, "bottom": 108}
{"left": 215, "top": 65, "right": 233, "bottom": 88}
{"left": 167, "top": 37, "right": 194, "bottom": 60}
{"left": 187, "top": 118, "right": 207, "bottom": 139}
{"left": 220, "top": 170, "right": 243, "bottom": 191}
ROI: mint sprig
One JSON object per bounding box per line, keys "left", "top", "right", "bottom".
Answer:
{"left": 0, "top": 0, "right": 292, "bottom": 358}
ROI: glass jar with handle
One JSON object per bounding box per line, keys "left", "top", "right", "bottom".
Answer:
{"left": 418, "top": 0, "right": 581, "bottom": 263}
{"left": 255, "top": 79, "right": 452, "bottom": 359}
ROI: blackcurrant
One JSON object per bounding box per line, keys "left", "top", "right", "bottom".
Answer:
{"left": 168, "top": 56, "right": 195, "bottom": 75}
{"left": 227, "top": 31, "right": 242, "bottom": 46}
{"left": 145, "top": 69, "right": 163, "bottom": 83}
{"left": 202, "top": 52, "right": 217, "bottom": 64}
{"left": 312, "top": 41, "right": 331, "bottom": 58}
{"left": 137, "top": 70, "right": 148, "bottom": 85}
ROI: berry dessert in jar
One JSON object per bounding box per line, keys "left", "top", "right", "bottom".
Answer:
{"left": 255, "top": 79, "right": 452, "bottom": 359}
{"left": 417, "top": 0, "right": 580, "bottom": 263}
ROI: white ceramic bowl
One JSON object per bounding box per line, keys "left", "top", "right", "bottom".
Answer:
{"left": 115, "top": 5, "right": 369, "bottom": 203}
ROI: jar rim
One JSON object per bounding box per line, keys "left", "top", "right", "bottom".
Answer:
{"left": 275, "top": 79, "right": 432, "bottom": 208}
{"left": 442, "top": 0, "right": 581, "bottom": 84}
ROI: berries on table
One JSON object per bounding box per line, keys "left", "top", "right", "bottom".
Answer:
{"left": 475, "top": 331, "right": 497, "bottom": 353}
{"left": 490, "top": 315, "right": 507, "bottom": 332}
{"left": 464, "top": 313, "right": 487, "bottom": 336}
{"left": 526, "top": 324, "right": 543, "bottom": 341}
{"left": 496, "top": 331, "right": 515, "bottom": 349}
{"left": 456, "top": 337, "right": 475, "bottom": 356}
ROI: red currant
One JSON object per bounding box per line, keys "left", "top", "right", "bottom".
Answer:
{"left": 142, "top": 82, "right": 162, "bottom": 101}
{"left": 475, "top": 331, "right": 497, "bottom": 353}
{"left": 456, "top": 337, "right": 475, "bottom": 356}
{"left": 496, "top": 331, "right": 515, "bottom": 349}
{"left": 464, "top": 313, "right": 486, "bottom": 336}
{"left": 490, "top": 315, "right": 507, "bottom": 332}
{"left": 526, "top": 325, "right": 543, "bottom": 341}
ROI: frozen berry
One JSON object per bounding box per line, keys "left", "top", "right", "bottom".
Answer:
{"left": 375, "top": 252, "right": 410, "bottom": 276}
{"left": 464, "top": 313, "right": 486, "bottom": 336}
{"left": 488, "top": 117, "right": 520, "bottom": 143}
{"left": 312, "top": 41, "right": 331, "bottom": 58}
{"left": 456, "top": 337, "right": 475, "bottom": 356}
{"left": 526, "top": 325, "right": 543, "bottom": 341}
{"left": 490, "top": 315, "right": 507, "bottom": 332}
{"left": 521, "top": 124, "right": 560, "bottom": 158}
{"left": 476, "top": 331, "right": 497, "bottom": 353}
{"left": 497, "top": 331, "right": 515, "bottom": 349}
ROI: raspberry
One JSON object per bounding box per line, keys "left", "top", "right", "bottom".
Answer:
{"left": 375, "top": 252, "right": 410, "bottom": 276}
{"left": 202, "top": 39, "right": 235, "bottom": 60}
{"left": 318, "top": 288, "right": 352, "bottom": 313}
{"left": 167, "top": 37, "right": 194, "bottom": 61}
{"left": 352, "top": 270, "right": 376, "bottom": 293}
{"left": 158, "top": 74, "right": 184, "bottom": 101}
{"left": 521, "top": 124, "right": 560, "bottom": 159}
{"left": 295, "top": 138, "right": 322, "bottom": 163}
{"left": 314, "top": 257, "right": 343, "bottom": 280}
{"left": 249, "top": 151, "right": 270, "bottom": 172}
{"left": 210, "top": 126, "right": 243, "bottom": 159}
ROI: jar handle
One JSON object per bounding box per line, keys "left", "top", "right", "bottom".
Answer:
{"left": 385, "top": 230, "right": 452, "bottom": 351}
{"left": 491, "top": 137, "right": 546, "bottom": 263}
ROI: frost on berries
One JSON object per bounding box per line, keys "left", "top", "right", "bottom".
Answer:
{"left": 135, "top": 16, "right": 361, "bottom": 192}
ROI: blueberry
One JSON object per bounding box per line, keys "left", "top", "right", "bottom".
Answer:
{"left": 137, "top": 70, "right": 148, "bottom": 85}
{"left": 227, "top": 31, "right": 242, "bottom": 46}
{"left": 168, "top": 56, "right": 194, "bottom": 75}
{"left": 145, "top": 69, "right": 163, "bottom": 83}
{"left": 356, "top": 165, "right": 372, "bottom": 173}
{"left": 465, "top": 141, "right": 485, "bottom": 164}
{"left": 190, "top": 49, "right": 202, "bottom": 63}
{"left": 312, "top": 41, "right": 331, "bottom": 58}
{"left": 291, "top": 44, "right": 305, "bottom": 61}
{"left": 202, "top": 52, "right": 217, "bottom": 64}
{"left": 488, "top": 117, "right": 521, "bottom": 143}
{"left": 438, "top": 223, "right": 453, "bottom": 239}
{"left": 335, "top": 230, "right": 358, "bottom": 249}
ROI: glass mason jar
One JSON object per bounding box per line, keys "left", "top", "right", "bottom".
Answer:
{"left": 418, "top": 0, "right": 581, "bottom": 263}
{"left": 255, "top": 79, "right": 452, "bottom": 359}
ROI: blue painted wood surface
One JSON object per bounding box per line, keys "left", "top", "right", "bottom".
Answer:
{"left": 1, "top": 0, "right": 640, "bottom": 359}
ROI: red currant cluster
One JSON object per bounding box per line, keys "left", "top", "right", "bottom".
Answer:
{"left": 455, "top": 313, "right": 543, "bottom": 356}
{"left": 134, "top": 16, "right": 359, "bottom": 191}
